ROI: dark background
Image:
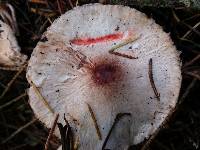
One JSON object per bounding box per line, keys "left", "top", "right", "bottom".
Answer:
{"left": 0, "top": 0, "right": 199, "bottom": 150}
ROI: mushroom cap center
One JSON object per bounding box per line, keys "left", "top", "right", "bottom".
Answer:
{"left": 92, "top": 64, "right": 117, "bottom": 85}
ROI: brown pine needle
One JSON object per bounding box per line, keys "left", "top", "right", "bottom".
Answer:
{"left": 182, "top": 21, "right": 200, "bottom": 39}
{"left": 0, "top": 92, "right": 27, "bottom": 110}
{"left": 29, "top": 80, "right": 54, "bottom": 114}
{"left": 183, "top": 54, "right": 200, "bottom": 68}
{"left": 102, "top": 113, "right": 131, "bottom": 149}
{"left": 44, "top": 114, "right": 59, "bottom": 150}
{"left": 0, "top": 64, "right": 27, "bottom": 99}
{"left": 87, "top": 103, "right": 102, "bottom": 140}
{"left": 108, "top": 36, "right": 139, "bottom": 59}
{"left": 172, "top": 10, "right": 200, "bottom": 37}
{"left": 185, "top": 72, "right": 200, "bottom": 81}
{"left": 110, "top": 51, "right": 138, "bottom": 59}
{"left": 148, "top": 58, "right": 160, "bottom": 101}
{"left": 1, "top": 118, "right": 37, "bottom": 144}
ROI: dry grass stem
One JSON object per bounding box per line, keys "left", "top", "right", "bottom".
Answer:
{"left": 29, "top": 80, "right": 54, "bottom": 114}
{"left": 0, "top": 92, "right": 27, "bottom": 110}
{"left": 30, "top": 8, "right": 56, "bottom": 17}
{"left": 178, "top": 79, "right": 197, "bottom": 105}
{"left": 44, "top": 114, "right": 59, "bottom": 150}
{"left": 173, "top": 10, "right": 200, "bottom": 37}
{"left": 1, "top": 118, "right": 37, "bottom": 144}
{"left": 182, "top": 21, "right": 200, "bottom": 39}
{"left": 75, "top": 0, "right": 79, "bottom": 7}
{"left": 87, "top": 103, "right": 102, "bottom": 140}
{"left": 183, "top": 54, "right": 200, "bottom": 68}
{"left": 185, "top": 72, "right": 200, "bottom": 81}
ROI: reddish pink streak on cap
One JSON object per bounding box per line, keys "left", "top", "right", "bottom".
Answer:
{"left": 70, "top": 33, "right": 123, "bottom": 45}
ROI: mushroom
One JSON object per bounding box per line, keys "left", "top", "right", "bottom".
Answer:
{"left": 0, "top": 4, "right": 27, "bottom": 68}
{"left": 26, "top": 4, "right": 181, "bottom": 150}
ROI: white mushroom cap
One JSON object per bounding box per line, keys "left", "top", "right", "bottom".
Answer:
{"left": 27, "top": 4, "right": 181, "bottom": 150}
{"left": 0, "top": 6, "right": 27, "bottom": 68}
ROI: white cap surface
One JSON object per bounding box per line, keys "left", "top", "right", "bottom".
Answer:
{"left": 27, "top": 4, "right": 181, "bottom": 150}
